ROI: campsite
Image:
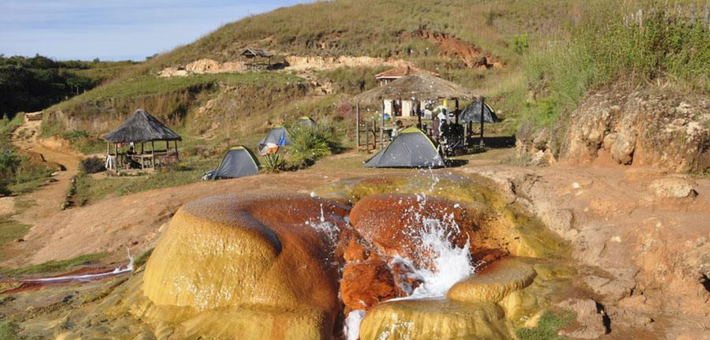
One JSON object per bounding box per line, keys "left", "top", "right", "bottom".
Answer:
{"left": 0, "top": 1, "right": 708, "bottom": 340}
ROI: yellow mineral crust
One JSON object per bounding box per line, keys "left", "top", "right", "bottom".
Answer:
{"left": 447, "top": 259, "right": 537, "bottom": 303}
{"left": 359, "top": 299, "right": 510, "bottom": 340}
{"left": 142, "top": 193, "right": 350, "bottom": 339}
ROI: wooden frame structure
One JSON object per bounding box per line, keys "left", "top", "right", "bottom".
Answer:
{"left": 103, "top": 109, "right": 181, "bottom": 174}
{"left": 241, "top": 48, "right": 274, "bottom": 69}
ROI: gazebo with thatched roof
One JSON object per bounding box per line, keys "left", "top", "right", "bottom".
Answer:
{"left": 355, "top": 72, "right": 476, "bottom": 108}
{"left": 103, "top": 109, "right": 181, "bottom": 172}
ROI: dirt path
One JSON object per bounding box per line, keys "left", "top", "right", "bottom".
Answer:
{"left": 10, "top": 115, "right": 83, "bottom": 224}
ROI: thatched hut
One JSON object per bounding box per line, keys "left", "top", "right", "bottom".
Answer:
{"left": 241, "top": 48, "right": 274, "bottom": 69}
{"left": 103, "top": 109, "right": 181, "bottom": 172}
{"left": 355, "top": 72, "right": 476, "bottom": 117}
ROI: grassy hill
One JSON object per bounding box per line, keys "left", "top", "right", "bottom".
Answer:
{"left": 41, "top": 0, "right": 708, "bottom": 155}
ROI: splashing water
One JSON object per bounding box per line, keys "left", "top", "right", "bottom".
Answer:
{"left": 391, "top": 214, "right": 473, "bottom": 299}
{"left": 344, "top": 193, "right": 476, "bottom": 339}
{"left": 344, "top": 309, "right": 366, "bottom": 340}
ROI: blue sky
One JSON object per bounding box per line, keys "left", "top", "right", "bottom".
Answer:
{"left": 0, "top": 0, "right": 308, "bottom": 61}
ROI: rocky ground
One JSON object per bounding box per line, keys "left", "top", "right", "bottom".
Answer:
{"left": 1, "top": 112, "right": 708, "bottom": 339}
{"left": 464, "top": 162, "right": 710, "bottom": 340}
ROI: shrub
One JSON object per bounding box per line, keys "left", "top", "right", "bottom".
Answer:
{"left": 287, "top": 121, "right": 342, "bottom": 169}
{"left": 61, "top": 129, "right": 90, "bottom": 141}
{"left": 512, "top": 34, "right": 529, "bottom": 55}
{"left": 80, "top": 156, "right": 105, "bottom": 174}
{"left": 261, "top": 153, "right": 287, "bottom": 173}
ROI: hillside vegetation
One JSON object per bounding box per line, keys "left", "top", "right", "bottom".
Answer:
{"left": 40, "top": 0, "right": 708, "bottom": 161}
{"left": 0, "top": 55, "right": 135, "bottom": 119}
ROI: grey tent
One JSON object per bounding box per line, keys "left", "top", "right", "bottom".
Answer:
{"left": 297, "top": 116, "right": 316, "bottom": 127}
{"left": 365, "top": 127, "right": 445, "bottom": 168}
{"left": 206, "top": 146, "right": 260, "bottom": 180}
{"left": 259, "top": 126, "right": 291, "bottom": 146}
{"left": 458, "top": 101, "right": 500, "bottom": 123}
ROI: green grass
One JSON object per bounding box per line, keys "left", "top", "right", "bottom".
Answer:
{"left": 0, "top": 321, "right": 21, "bottom": 340}
{"left": 53, "top": 71, "right": 304, "bottom": 112}
{"left": 517, "top": 310, "right": 576, "bottom": 340}
{"left": 0, "top": 115, "right": 55, "bottom": 196}
{"left": 520, "top": 1, "right": 708, "bottom": 131}
{"left": 73, "top": 156, "right": 214, "bottom": 206}
{"left": 0, "top": 216, "right": 31, "bottom": 261}
{"left": 0, "top": 252, "right": 108, "bottom": 277}
{"left": 133, "top": 248, "right": 154, "bottom": 268}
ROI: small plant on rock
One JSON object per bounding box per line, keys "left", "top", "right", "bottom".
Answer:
{"left": 261, "top": 153, "right": 287, "bottom": 173}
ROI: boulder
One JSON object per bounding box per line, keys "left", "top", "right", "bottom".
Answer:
{"left": 342, "top": 237, "right": 369, "bottom": 262}
{"left": 143, "top": 193, "right": 350, "bottom": 340}
{"left": 609, "top": 133, "right": 635, "bottom": 165}
{"left": 340, "top": 260, "right": 403, "bottom": 313}
{"left": 648, "top": 177, "right": 698, "bottom": 199}
{"left": 556, "top": 298, "right": 607, "bottom": 339}
{"left": 532, "top": 128, "right": 550, "bottom": 151}
{"left": 447, "top": 259, "right": 537, "bottom": 303}
{"left": 359, "top": 299, "right": 510, "bottom": 340}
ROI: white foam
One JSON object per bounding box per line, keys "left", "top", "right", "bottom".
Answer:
{"left": 344, "top": 309, "right": 366, "bottom": 340}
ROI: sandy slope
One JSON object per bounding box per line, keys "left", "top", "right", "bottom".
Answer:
{"left": 10, "top": 116, "right": 83, "bottom": 223}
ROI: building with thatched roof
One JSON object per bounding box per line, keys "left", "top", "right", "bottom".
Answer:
{"left": 241, "top": 48, "right": 274, "bottom": 69}
{"left": 375, "top": 66, "right": 439, "bottom": 86}
{"left": 355, "top": 72, "right": 476, "bottom": 117}
{"left": 103, "top": 109, "right": 181, "bottom": 172}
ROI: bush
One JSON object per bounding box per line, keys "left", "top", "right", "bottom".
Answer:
{"left": 522, "top": 4, "right": 709, "bottom": 130}
{"left": 61, "top": 129, "right": 90, "bottom": 141}
{"left": 512, "top": 34, "right": 529, "bottom": 55}
{"left": 261, "top": 153, "right": 287, "bottom": 173}
{"left": 0, "top": 150, "right": 20, "bottom": 195}
{"left": 287, "top": 121, "right": 342, "bottom": 169}
{"left": 80, "top": 156, "right": 105, "bottom": 174}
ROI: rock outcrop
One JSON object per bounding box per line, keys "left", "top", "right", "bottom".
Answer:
{"left": 560, "top": 85, "right": 710, "bottom": 172}
{"left": 340, "top": 259, "right": 403, "bottom": 313}
{"left": 517, "top": 84, "right": 710, "bottom": 173}
{"left": 349, "top": 194, "right": 473, "bottom": 267}
{"left": 143, "top": 193, "right": 350, "bottom": 340}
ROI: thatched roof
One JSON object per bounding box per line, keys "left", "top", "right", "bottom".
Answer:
{"left": 355, "top": 73, "right": 476, "bottom": 106}
{"left": 375, "top": 66, "right": 438, "bottom": 80}
{"left": 104, "top": 109, "right": 181, "bottom": 143}
{"left": 241, "top": 48, "right": 273, "bottom": 58}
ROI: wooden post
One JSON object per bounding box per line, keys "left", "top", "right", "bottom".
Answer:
{"left": 380, "top": 101, "right": 385, "bottom": 150}
{"left": 365, "top": 122, "right": 370, "bottom": 152}
{"left": 479, "top": 97, "right": 485, "bottom": 147}
{"left": 175, "top": 141, "right": 179, "bottom": 161}
{"left": 455, "top": 98, "right": 459, "bottom": 125}
{"left": 356, "top": 103, "right": 360, "bottom": 147}
{"left": 380, "top": 113, "right": 385, "bottom": 149}
{"left": 463, "top": 124, "right": 468, "bottom": 147}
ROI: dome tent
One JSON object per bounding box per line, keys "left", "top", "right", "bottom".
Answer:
{"left": 365, "top": 127, "right": 445, "bottom": 168}
{"left": 257, "top": 126, "right": 291, "bottom": 155}
{"left": 258, "top": 126, "right": 291, "bottom": 146}
{"left": 204, "top": 146, "right": 260, "bottom": 180}
{"left": 297, "top": 116, "right": 317, "bottom": 127}
{"left": 458, "top": 101, "right": 500, "bottom": 123}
